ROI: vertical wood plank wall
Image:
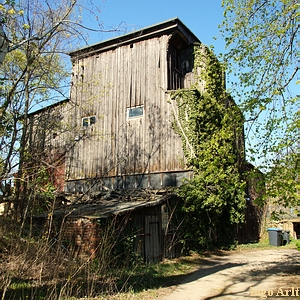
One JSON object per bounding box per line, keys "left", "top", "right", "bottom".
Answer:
{"left": 66, "top": 34, "right": 187, "bottom": 182}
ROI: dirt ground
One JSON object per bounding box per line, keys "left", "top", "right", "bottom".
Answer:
{"left": 155, "top": 248, "right": 300, "bottom": 300}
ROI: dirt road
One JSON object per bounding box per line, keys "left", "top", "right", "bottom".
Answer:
{"left": 161, "top": 248, "right": 300, "bottom": 300}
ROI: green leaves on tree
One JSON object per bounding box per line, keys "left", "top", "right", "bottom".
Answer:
{"left": 220, "top": 0, "right": 298, "bottom": 212}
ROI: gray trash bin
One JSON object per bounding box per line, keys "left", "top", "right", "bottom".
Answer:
{"left": 283, "top": 230, "right": 290, "bottom": 245}
{"left": 267, "top": 228, "right": 283, "bottom": 246}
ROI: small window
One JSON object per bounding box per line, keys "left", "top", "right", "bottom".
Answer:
{"left": 89, "top": 116, "right": 96, "bottom": 125}
{"left": 127, "top": 106, "right": 144, "bottom": 119}
{"left": 82, "top": 116, "right": 96, "bottom": 127}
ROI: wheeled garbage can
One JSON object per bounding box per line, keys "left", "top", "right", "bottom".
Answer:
{"left": 267, "top": 228, "right": 283, "bottom": 246}
{"left": 283, "top": 230, "right": 290, "bottom": 245}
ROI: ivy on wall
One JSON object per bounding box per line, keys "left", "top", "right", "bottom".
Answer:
{"left": 171, "top": 43, "right": 246, "bottom": 250}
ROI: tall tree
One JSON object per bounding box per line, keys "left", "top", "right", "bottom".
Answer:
{"left": 0, "top": 0, "right": 104, "bottom": 220}
{"left": 220, "top": 0, "right": 299, "bottom": 209}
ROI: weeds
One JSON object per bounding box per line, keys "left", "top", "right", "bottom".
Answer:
{"left": 0, "top": 228, "right": 196, "bottom": 300}
{"left": 1, "top": 213, "right": 298, "bottom": 300}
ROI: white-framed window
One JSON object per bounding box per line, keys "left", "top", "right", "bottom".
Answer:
{"left": 127, "top": 105, "right": 144, "bottom": 119}
{"left": 82, "top": 115, "right": 96, "bottom": 127}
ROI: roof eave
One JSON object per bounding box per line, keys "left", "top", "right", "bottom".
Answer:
{"left": 69, "top": 18, "right": 200, "bottom": 60}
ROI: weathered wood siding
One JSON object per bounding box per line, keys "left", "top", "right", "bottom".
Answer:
{"left": 27, "top": 100, "right": 74, "bottom": 191}
{"left": 66, "top": 34, "right": 188, "bottom": 183}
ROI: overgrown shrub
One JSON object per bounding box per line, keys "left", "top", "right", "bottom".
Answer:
{"left": 171, "top": 45, "right": 246, "bottom": 251}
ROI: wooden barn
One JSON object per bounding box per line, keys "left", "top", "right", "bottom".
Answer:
{"left": 28, "top": 18, "right": 207, "bottom": 193}
{"left": 28, "top": 18, "right": 254, "bottom": 261}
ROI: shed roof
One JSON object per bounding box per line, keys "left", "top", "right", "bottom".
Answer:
{"left": 69, "top": 17, "right": 200, "bottom": 60}
{"left": 35, "top": 190, "right": 175, "bottom": 219}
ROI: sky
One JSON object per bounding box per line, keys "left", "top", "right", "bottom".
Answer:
{"left": 82, "top": 0, "right": 226, "bottom": 56}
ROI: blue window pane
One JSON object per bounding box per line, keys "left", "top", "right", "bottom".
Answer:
{"left": 128, "top": 106, "right": 143, "bottom": 118}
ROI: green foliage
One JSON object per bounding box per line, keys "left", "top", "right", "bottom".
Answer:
{"left": 220, "top": 0, "right": 299, "bottom": 209}
{"left": 194, "top": 43, "right": 225, "bottom": 100}
{"left": 112, "top": 224, "right": 142, "bottom": 267}
{"left": 264, "top": 151, "right": 299, "bottom": 209}
{"left": 171, "top": 44, "right": 246, "bottom": 251}
{"left": 296, "top": 240, "right": 300, "bottom": 252}
{"left": 0, "top": 1, "right": 73, "bottom": 198}
{"left": 0, "top": 0, "right": 91, "bottom": 223}
{"left": 31, "top": 165, "right": 57, "bottom": 212}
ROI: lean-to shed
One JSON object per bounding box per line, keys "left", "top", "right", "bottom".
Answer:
{"left": 34, "top": 190, "right": 182, "bottom": 263}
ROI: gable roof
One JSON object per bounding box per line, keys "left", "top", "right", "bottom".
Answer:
{"left": 69, "top": 17, "right": 200, "bottom": 60}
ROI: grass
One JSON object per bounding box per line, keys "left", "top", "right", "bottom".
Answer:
{"left": 2, "top": 252, "right": 204, "bottom": 300}
{"left": 236, "top": 233, "right": 299, "bottom": 251}
{"left": 95, "top": 253, "right": 204, "bottom": 300}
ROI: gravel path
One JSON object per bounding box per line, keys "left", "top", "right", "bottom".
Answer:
{"left": 161, "top": 248, "right": 300, "bottom": 300}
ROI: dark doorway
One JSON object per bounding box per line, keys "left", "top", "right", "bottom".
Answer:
{"left": 293, "top": 222, "right": 300, "bottom": 239}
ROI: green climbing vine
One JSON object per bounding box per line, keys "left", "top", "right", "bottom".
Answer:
{"left": 171, "top": 44, "right": 246, "bottom": 250}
